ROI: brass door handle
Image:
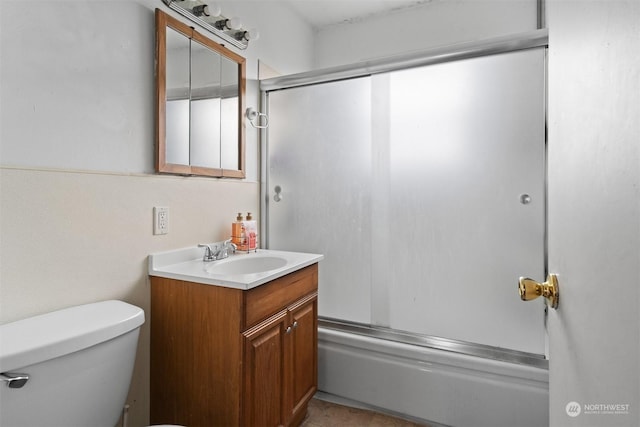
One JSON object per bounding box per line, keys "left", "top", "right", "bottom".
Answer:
{"left": 518, "top": 274, "right": 559, "bottom": 309}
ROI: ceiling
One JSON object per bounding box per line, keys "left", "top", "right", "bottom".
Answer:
{"left": 283, "top": 0, "right": 431, "bottom": 29}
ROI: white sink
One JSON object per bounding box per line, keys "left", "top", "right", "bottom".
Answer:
{"left": 205, "top": 255, "right": 288, "bottom": 275}
{"left": 148, "top": 247, "right": 323, "bottom": 290}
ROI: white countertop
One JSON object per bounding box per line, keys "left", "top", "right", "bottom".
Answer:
{"left": 148, "top": 246, "right": 323, "bottom": 290}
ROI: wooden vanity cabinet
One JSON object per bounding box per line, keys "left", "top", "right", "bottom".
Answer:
{"left": 150, "top": 263, "right": 318, "bottom": 427}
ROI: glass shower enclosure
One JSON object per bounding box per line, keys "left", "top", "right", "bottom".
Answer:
{"left": 262, "top": 43, "right": 547, "bottom": 356}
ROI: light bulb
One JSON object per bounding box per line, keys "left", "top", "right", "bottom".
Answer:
{"left": 235, "top": 28, "right": 260, "bottom": 42}
{"left": 192, "top": 4, "right": 210, "bottom": 17}
{"left": 227, "top": 17, "right": 242, "bottom": 30}
{"left": 244, "top": 28, "right": 260, "bottom": 41}
{"left": 214, "top": 17, "right": 242, "bottom": 31}
{"left": 207, "top": 2, "right": 221, "bottom": 17}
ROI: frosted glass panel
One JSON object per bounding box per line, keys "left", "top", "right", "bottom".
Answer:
{"left": 267, "top": 77, "right": 372, "bottom": 323}
{"left": 266, "top": 48, "right": 546, "bottom": 354}
{"left": 384, "top": 49, "right": 545, "bottom": 353}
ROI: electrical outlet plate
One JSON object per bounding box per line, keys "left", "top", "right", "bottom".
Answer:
{"left": 153, "top": 207, "right": 169, "bottom": 235}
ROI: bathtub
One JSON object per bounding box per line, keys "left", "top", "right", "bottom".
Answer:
{"left": 317, "top": 320, "right": 549, "bottom": 427}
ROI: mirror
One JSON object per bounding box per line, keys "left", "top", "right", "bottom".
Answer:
{"left": 156, "top": 9, "right": 246, "bottom": 178}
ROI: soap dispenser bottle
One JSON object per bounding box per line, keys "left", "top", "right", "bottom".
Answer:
{"left": 231, "top": 213, "right": 244, "bottom": 247}
{"left": 245, "top": 212, "right": 257, "bottom": 251}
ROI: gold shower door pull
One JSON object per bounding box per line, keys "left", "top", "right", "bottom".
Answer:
{"left": 518, "top": 274, "right": 559, "bottom": 309}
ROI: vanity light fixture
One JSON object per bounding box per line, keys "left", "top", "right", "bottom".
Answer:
{"left": 162, "top": 0, "right": 257, "bottom": 50}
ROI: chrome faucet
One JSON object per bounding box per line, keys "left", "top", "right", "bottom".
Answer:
{"left": 198, "top": 244, "right": 217, "bottom": 262}
{"left": 198, "top": 240, "right": 236, "bottom": 262}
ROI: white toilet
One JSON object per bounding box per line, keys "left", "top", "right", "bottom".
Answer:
{"left": 0, "top": 300, "right": 155, "bottom": 427}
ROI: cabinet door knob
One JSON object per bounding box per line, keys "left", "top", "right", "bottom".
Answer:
{"left": 292, "top": 321, "right": 298, "bottom": 329}
{"left": 285, "top": 326, "right": 292, "bottom": 334}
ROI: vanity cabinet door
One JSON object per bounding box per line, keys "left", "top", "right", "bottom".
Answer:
{"left": 242, "top": 292, "right": 318, "bottom": 427}
{"left": 242, "top": 310, "right": 288, "bottom": 427}
{"left": 285, "top": 294, "right": 318, "bottom": 426}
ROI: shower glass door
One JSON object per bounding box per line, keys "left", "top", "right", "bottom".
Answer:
{"left": 267, "top": 77, "right": 373, "bottom": 323}
{"left": 265, "top": 48, "right": 546, "bottom": 355}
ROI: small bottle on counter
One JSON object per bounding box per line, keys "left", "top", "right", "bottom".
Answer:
{"left": 231, "top": 213, "right": 245, "bottom": 248}
{"left": 245, "top": 212, "right": 257, "bottom": 251}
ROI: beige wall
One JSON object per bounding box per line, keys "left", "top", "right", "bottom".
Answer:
{"left": 0, "top": 167, "right": 260, "bottom": 425}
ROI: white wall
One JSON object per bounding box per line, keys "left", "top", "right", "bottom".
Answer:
{"left": 0, "top": 1, "right": 313, "bottom": 426}
{"left": 0, "top": 0, "right": 314, "bottom": 175}
{"left": 313, "top": 0, "right": 538, "bottom": 69}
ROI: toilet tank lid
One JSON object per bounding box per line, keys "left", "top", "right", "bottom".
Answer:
{"left": 0, "top": 300, "right": 145, "bottom": 372}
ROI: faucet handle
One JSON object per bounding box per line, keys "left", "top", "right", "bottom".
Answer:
{"left": 218, "top": 239, "right": 237, "bottom": 258}
{"left": 224, "top": 239, "right": 237, "bottom": 253}
{"left": 198, "top": 244, "right": 216, "bottom": 262}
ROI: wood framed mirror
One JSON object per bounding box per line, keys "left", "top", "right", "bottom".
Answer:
{"left": 156, "top": 9, "right": 246, "bottom": 178}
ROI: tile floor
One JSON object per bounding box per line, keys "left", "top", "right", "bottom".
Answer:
{"left": 301, "top": 398, "right": 429, "bottom": 427}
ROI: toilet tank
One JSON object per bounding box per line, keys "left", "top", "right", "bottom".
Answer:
{"left": 0, "top": 300, "right": 145, "bottom": 427}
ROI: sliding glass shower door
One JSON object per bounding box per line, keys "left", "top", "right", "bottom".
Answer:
{"left": 267, "top": 77, "right": 374, "bottom": 323}
{"left": 265, "top": 48, "right": 546, "bottom": 354}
